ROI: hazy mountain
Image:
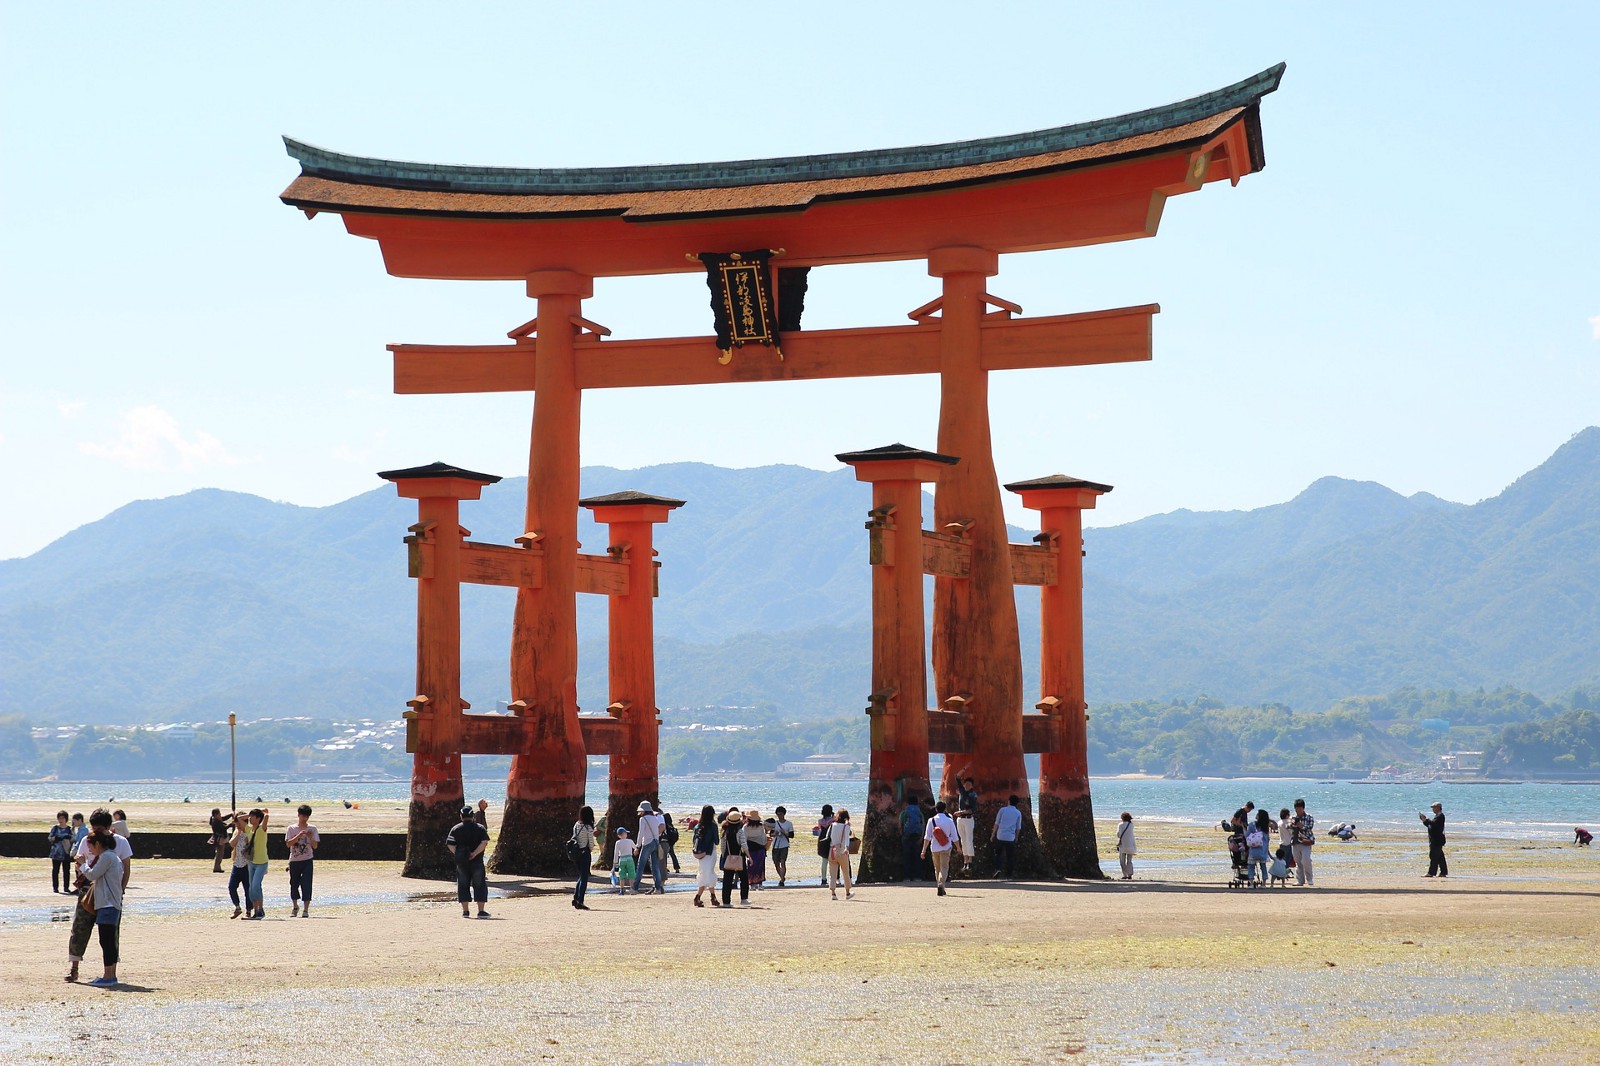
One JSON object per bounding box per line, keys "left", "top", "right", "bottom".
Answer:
{"left": 2, "top": 429, "right": 1596, "bottom": 723}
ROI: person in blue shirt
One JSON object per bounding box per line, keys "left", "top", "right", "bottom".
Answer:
{"left": 899, "top": 795, "right": 925, "bottom": 882}
{"left": 991, "top": 795, "right": 1023, "bottom": 879}
{"left": 48, "top": 811, "right": 74, "bottom": 893}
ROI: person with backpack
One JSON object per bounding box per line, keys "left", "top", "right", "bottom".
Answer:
{"left": 568, "top": 805, "right": 595, "bottom": 910}
{"left": 921, "top": 801, "right": 959, "bottom": 896}
{"left": 1290, "top": 799, "right": 1316, "bottom": 887}
{"left": 812, "top": 804, "right": 836, "bottom": 887}
{"left": 1115, "top": 812, "right": 1136, "bottom": 880}
{"left": 1246, "top": 810, "right": 1273, "bottom": 886}
{"left": 899, "top": 795, "right": 925, "bottom": 882}
{"left": 660, "top": 810, "right": 681, "bottom": 874}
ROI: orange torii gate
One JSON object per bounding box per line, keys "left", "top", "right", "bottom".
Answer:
{"left": 282, "top": 64, "right": 1282, "bottom": 877}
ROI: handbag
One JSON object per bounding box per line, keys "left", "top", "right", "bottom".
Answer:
{"left": 80, "top": 890, "right": 96, "bottom": 915}
{"left": 723, "top": 852, "right": 745, "bottom": 872}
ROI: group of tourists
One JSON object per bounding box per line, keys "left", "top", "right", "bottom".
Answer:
{"left": 217, "top": 804, "right": 321, "bottom": 918}
{"left": 57, "top": 808, "right": 132, "bottom": 987}
{"left": 1219, "top": 798, "right": 1320, "bottom": 888}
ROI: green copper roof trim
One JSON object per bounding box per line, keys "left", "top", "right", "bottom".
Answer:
{"left": 284, "top": 64, "right": 1284, "bottom": 197}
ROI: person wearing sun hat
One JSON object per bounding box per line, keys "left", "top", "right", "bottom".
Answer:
{"left": 613, "top": 827, "right": 637, "bottom": 893}
{"left": 633, "top": 800, "right": 667, "bottom": 895}
{"left": 719, "top": 808, "right": 751, "bottom": 907}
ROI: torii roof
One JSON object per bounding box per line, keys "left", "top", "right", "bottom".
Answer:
{"left": 279, "top": 64, "right": 1283, "bottom": 278}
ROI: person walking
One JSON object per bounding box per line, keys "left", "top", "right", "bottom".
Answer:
{"left": 285, "top": 804, "right": 320, "bottom": 918}
{"left": 208, "top": 808, "right": 231, "bottom": 873}
{"left": 48, "top": 811, "right": 73, "bottom": 893}
{"left": 65, "top": 809, "right": 131, "bottom": 984}
{"left": 813, "top": 804, "right": 836, "bottom": 887}
{"left": 1115, "top": 812, "right": 1137, "bottom": 880}
{"left": 227, "top": 810, "right": 252, "bottom": 918}
{"left": 1289, "top": 799, "right": 1315, "bottom": 887}
{"left": 744, "top": 809, "right": 769, "bottom": 890}
{"left": 921, "top": 801, "right": 958, "bottom": 896}
{"left": 899, "top": 795, "right": 925, "bottom": 882}
{"left": 244, "top": 808, "right": 271, "bottom": 918}
{"left": 991, "top": 795, "right": 1022, "bottom": 879}
{"left": 720, "top": 809, "right": 750, "bottom": 907}
{"left": 445, "top": 805, "right": 490, "bottom": 918}
{"left": 691, "top": 805, "right": 721, "bottom": 908}
{"left": 1420, "top": 802, "right": 1448, "bottom": 878}
{"left": 828, "top": 808, "right": 855, "bottom": 900}
{"left": 569, "top": 805, "right": 595, "bottom": 910}
{"left": 770, "top": 807, "right": 793, "bottom": 887}
{"left": 633, "top": 801, "right": 667, "bottom": 896}
{"left": 79, "top": 830, "right": 125, "bottom": 988}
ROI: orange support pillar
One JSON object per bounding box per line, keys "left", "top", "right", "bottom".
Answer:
{"left": 837, "top": 444, "right": 957, "bottom": 882}
{"left": 380, "top": 462, "right": 501, "bottom": 879}
{"left": 1008, "top": 474, "right": 1112, "bottom": 879}
{"left": 496, "top": 270, "right": 594, "bottom": 875}
{"left": 927, "top": 247, "right": 1048, "bottom": 877}
{"left": 582, "top": 491, "right": 684, "bottom": 869}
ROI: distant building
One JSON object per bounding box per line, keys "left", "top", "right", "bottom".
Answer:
{"left": 777, "top": 753, "right": 863, "bottom": 777}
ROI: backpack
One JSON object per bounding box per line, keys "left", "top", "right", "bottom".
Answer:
{"left": 1245, "top": 828, "right": 1265, "bottom": 850}
{"left": 664, "top": 820, "right": 679, "bottom": 846}
{"left": 901, "top": 806, "right": 924, "bottom": 838}
{"left": 816, "top": 820, "right": 833, "bottom": 858}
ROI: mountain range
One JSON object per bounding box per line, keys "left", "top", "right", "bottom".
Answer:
{"left": 3, "top": 428, "right": 1596, "bottom": 724}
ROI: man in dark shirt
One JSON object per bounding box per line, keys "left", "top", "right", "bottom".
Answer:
{"left": 899, "top": 795, "right": 925, "bottom": 882}
{"left": 1419, "top": 802, "right": 1448, "bottom": 878}
{"left": 446, "top": 806, "right": 490, "bottom": 917}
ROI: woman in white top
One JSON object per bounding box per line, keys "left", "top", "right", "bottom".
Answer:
{"left": 828, "top": 808, "right": 854, "bottom": 900}
{"left": 1115, "top": 811, "right": 1137, "bottom": 880}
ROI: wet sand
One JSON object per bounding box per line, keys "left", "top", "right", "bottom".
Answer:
{"left": 1, "top": 822, "right": 1595, "bottom": 1064}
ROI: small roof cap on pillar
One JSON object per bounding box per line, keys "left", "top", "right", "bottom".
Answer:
{"left": 835, "top": 443, "right": 959, "bottom": 466}
{"left": 378, "top": 461, "right": 502, "bottom": 484}
{"left": 578, "top": 489, "right": 686, "bottom": 509}
{"left": 1004, "top": 473, "right": 1113, "bottom": 494}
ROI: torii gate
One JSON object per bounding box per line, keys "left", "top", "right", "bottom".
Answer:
{"left": 281, "top": 64, "right": 1282, "bottom": 877}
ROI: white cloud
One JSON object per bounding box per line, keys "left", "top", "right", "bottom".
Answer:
{"left": 79, "top": 405, "right": 241, "bottom": 471}
{"left": 1589, "top": 315, "right": 1600, "bottom": 341}
{"left": 58, "top": 401, "right": 87, "bottom": 418}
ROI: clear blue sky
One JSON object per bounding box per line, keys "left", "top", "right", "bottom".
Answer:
{"left": 3, "top": 4, "right": 1596, "bottom": 559}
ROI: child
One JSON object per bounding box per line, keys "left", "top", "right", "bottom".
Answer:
{"left": 48, "top": 811, "right": 74, "bottom": 893}
{"left": 613, "top": 827, "right": 636, "bottom": 895}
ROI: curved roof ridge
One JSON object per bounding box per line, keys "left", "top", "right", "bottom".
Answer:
{"left": 284, "top": 63, "right": 1284, "bottom": 196}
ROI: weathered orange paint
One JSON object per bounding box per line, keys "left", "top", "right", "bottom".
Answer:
{"left": 1013, "top": 483, "right": 1110, "bottom": 879}
{"left": 387, "top": 473, "right": 489, "bottom": 878}
{"left": 841, "top": 451, "right": 954, "bottom": 882}
{"left": 495, "top": 271, "right": 592, "bottom": 876}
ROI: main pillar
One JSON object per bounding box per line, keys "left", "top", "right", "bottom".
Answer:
{"left": 582, "top": 491, "right": 684, "bottom": 870}
{"left": 380, "top": 462, "right": 501, "bottom": 879}
{"left": 927, "top": 246, "right": 1051, "bottom": 878}
{"left": 838, "top": 444, "right": 957, "bottom": 882}
{"left": 495, "top": 270, "right": 594, "bottom": 875}
{"left": 1009, "top": 474, "right": 1113, "bottom": 879}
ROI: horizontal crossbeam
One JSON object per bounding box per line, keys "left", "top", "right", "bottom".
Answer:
{"left": 391, "top": 304, "right": 1156, "bottom": 395}
{"left": 411, "top": 540, "right": 632, "bottom": 596}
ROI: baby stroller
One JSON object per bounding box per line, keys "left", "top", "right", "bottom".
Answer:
{"left": 1226, "top": 827, "right": 1250, "bottom": 888}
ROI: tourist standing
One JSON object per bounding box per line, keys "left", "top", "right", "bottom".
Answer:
{"left": 813, "top": 804, "right": 836, "bottom": 886}
{"left": 613, "top": 828, "right": 637, "bottom": 893}
{"left": 70, "top": 812, "right": 88, "bottom": 851}
{"left": 473, "top": 798, "right": 490, "bottom": 828}
{"left": 692, "top": 805, "right": 720, "bottom": 908}
{"left": 445, "top": 805, "right": 490, "bottom": 918}
{"left": 1246, "top": 810, "right": 1273, "bottom": 886}
{"left": 570, "top": 805, "right": 595, "bottom": 910}
{"left": 720, "top": 809, "right": 750, "bottom": 907}
{"left": 955, "top": 777, "right": 980, "bottom": 873}
{"left": 1290, "top": 799, "right": 1315, "bottom": 887}
{"left": 991, "top": 795, "right": 1022, "bottom": 879}
{"left": 65, "top": 809, "right": 131, "bottom": 984}
{"left": 209, "top": 808, "right": 231, "bottom": 873}
{"left": 922, "top": 801, "right": 958, "bottom": 896}
{"left": 1277, "top": 807, "right": 1294, "bottom": 870}
{"left": 828, "top": 808, "right": 854, "bottom": 900}
{"left": 48, "top": 811, "right": 73, "bottom": 893}
{"left": 633, "top": 801, "right": 666, "bottom": 895}
{"left": 1115, "top": 812, "right": 1136, "bottom": 880}
{"left": 245, "top": 808, "right": 271, "bottom": 918}
{"left": 228, "top": 810, "right": 251, "bottom": 918}
{"left": 661, "top": 811, "right": 682, "bottom": 874}
{"left": 770, "top": 806, "right": 793, "bottom": 887}
{"left": 1420, "top": 802, "right": 1448, "bottom": 878}
{"left": 285, "top": 804, "right": 320, "bottom": 918}
{"left": 899, "top": 795, "right": 925, "bottom": 882}
{"left": 79, "top": 830, "right": 125, "bottom": 987}
{"left": 111, "top": 809, "right": 129, "bottom": 840}
{"left": 744, "top": 809, "right": 768, "bottom": 890}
